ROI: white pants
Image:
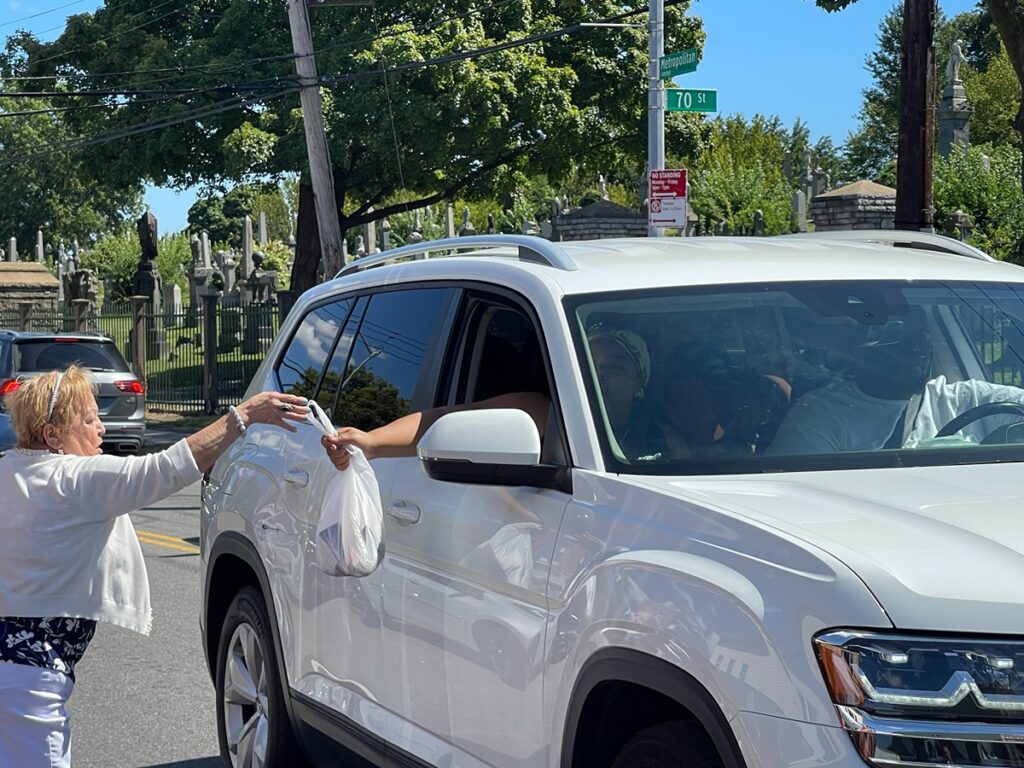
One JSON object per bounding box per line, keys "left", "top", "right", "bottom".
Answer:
{"left": 0, "top": 662, "right": 73, "bottom": 768}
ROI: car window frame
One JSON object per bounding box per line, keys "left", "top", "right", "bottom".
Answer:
{"left": 322, "top": 283, "right": 459, "bottom": 430}
{"left": 436, "top": 282, "right": 573, "bottom": 472}
{"left": 272, "top": 295, "right": 356, "bottom": 398}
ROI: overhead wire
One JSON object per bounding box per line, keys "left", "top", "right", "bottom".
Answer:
{"left": 0, "top": 0, "right": 88, "bottom": 31}
{"left": 0, "top": 86, "right": 297, "bottom": 167}
{"left": 28, "top": 0, "right": 184, "bottom": 68}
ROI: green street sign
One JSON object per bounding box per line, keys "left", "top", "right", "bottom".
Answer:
{"left": 667, "top": 88, "right": 718, "bottom": 113}
{"left": 661, "top": 48, "right": 699, "bottom": 78}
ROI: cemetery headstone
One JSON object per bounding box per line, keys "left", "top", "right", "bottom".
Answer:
{"left": 258, "top": 211, "right": 268, "bottom": 246}
{"left": 8, "top": 237, "right": 17, "bottom": 263}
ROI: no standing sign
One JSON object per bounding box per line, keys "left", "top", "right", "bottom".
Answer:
{"left": 649, "top": 169, "right": 688, "bottom": 228}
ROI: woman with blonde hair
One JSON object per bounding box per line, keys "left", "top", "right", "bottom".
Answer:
{"left": 0, "top": 365, "right": 311, "bottom": 767}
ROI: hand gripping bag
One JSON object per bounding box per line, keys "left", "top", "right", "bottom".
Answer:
{"left": 315, "top": 445, "right": 384, "bottom": 577}
{"left": 304, "top": 400, "right": 383, "bottom": 578}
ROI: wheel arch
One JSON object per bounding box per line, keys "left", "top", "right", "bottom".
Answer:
{"left": 203, "top": 532, "right": 297, "bottom": 723}
{"left": 560, "top": 647, "right": 747, "bottom": 768}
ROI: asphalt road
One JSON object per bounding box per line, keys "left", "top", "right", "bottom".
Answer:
{"left": 68, "top": 449, "right": 224, "bottom": 767}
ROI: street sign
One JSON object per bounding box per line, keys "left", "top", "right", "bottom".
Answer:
{"left": 660, "top": 48, "right": 699, "bottom": 78}
{"left": 666, "top": 88, "right": 717, "bottom": 113}
{"left": 649, "top": 168, "right": 688, "bottom": 228}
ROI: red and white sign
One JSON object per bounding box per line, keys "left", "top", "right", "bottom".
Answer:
{"left": 649, "top": 168, "right": 688, "bottom": 227}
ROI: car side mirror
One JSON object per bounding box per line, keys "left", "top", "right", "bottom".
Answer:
{"left": 418, "top": 409, "right": 570, "bottom": 492}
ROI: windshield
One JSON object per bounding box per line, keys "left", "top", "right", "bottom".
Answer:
{"left": 568, "top": 280, "right": 1024, "bottom": 474}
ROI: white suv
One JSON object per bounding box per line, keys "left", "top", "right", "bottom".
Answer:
{"left": 200, "top": 233, "right": 1024, "bottom": 768}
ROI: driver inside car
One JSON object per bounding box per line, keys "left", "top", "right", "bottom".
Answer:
{"left": 768, "top": 311, "right": 1024, "bottom": 454}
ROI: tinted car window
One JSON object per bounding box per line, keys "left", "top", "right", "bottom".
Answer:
{"left": 276, "top": 299, "right": 352, "bottom": 399}
{"left": 336, "top": 288, "right": 450, "bottom": 431}
{"left": 15, "top": 340, "right": 130, "bottom": 372}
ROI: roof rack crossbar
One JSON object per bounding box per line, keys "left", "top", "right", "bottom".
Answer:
{"left": 335, "top": 235, "right": 578, "bottom": 277}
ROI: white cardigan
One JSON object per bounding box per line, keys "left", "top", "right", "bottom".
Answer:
{"left": 0, "top": 439, "right": 202, "bottom": 635}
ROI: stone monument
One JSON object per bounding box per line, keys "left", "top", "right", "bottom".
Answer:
{"left": 131, "top": 211, "right": 168, "bottom": 359}
{"left": 938, "top": 39, "right": 971, "bottom": 157}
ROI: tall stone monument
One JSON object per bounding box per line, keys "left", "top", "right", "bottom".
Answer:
{"left": 132, "top": 211, "right": 168, "bottom": 359}
{"left": 938, "top": 39, "right": 971, "bottom": 157}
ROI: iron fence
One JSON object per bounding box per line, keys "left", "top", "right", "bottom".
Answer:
{"left": 1, "top": 300, "right": 281, "bottom": 412}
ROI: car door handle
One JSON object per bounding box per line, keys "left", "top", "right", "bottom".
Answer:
{"left": 283, "top": 469, "right": 309, "bottom": 487}
{"left": 385, "top": 500, "right": 421, "bottom": 525}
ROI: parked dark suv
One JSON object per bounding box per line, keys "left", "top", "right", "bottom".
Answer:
{"left": 0, "top": 331, "right": 145, "bottom": 453}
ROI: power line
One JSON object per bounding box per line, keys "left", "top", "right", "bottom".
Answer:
{"left": 3, "top": 0, "right": 519, "bottom": 88}
{"left": 0, "top": 0, "right": 88, "bottom": 31}
{"left": 0, "top": 78, "right": 297, "bottom": 98}
{"left": 0, "top": 87, "right": 296, "bottom": 167}
{"left": 0, "top": 84, "right": 233, "bottom": 119}
{"left": 29, "top": 0, "right": 184, "bottom": 68}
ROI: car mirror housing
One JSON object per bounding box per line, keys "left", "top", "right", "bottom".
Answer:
{"left": 418, "top": 409, "right": 569, "bottom": 491}
{"left": 418, "top": 409, "right": 541, "bottom": 466}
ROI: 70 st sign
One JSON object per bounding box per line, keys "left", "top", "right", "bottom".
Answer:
{"left": 666, "top": 88, "right": 718, "bottom": 113}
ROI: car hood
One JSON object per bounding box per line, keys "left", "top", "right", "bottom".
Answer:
{"left": 632, "top": 462, "right": 1024, "bottom": 634}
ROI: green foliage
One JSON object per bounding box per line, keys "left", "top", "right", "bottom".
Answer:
{"left": 20, "top": 0, "right": 703, "bottom": 259}
{"left": 188, "top": 183, "right": 292, "bottom": 246}
{"left": 688, "top": 115, "right": 796, "bottom": 234}
{"left": 933, "top": 143, "right": 1024, "bottom": 263}
{"left": 0, "top": 92, "right": 143, "bottom": 249}
{"left": 257, "top": 239, "right": 292, "bottom": 288}
{"left": 844, "top": 4, "right": 902, "bottom": 181}
{"left": 223, "top": 122, "right": 279, "bottom": 180}
{"left": 82, "top": 228, "right": 193, "bottom": 300}
{"left": 964, "top": 42, "right": 1021, "bottom": 147}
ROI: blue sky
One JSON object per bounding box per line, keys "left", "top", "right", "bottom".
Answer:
{"left": 1, "top": 0, "right": 981, "bottom": 234}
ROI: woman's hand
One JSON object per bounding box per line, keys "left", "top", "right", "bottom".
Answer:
{"left": 321, "top": 427, "right": 377, "bottom": 470}
{"left": 237, "top": 391, "right": 310, "bottom": 432}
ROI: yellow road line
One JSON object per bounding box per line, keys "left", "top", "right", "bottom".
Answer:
{"left": 136, "top": 529, "right": 200, "bottom": 554}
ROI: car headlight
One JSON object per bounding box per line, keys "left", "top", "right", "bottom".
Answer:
{"left": 815, "top": 630, "right": 1024, "bottom": 767}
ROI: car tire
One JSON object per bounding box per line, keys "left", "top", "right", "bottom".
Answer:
{"left": 610, "top": 720, "right": 724, "bottom": 768}
{"left": 215, "top": 585, "right": 309, "bottom": 768}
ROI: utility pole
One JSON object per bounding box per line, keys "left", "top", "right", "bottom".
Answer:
{"left": 646, "top": 0, "right": 665, "bottom": 237}
{"left": 287, "top": 0, "right": 345, "bottom": 277}
{"left": 895, "top": 0, "right": 937, "bottom": 232}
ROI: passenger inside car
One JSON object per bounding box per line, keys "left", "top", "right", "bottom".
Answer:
{"left": 769, "top": 309, "right": 1024, "bottom": 454}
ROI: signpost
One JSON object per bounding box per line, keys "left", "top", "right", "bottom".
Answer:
{"left": 660, "top": 47, "right": 699, "bottom": 78}
{"left": 666, "top": 88, "right": 717, "bottom": 113}
{"left": 649, "top": 169, "right": 688, "bottom": 229}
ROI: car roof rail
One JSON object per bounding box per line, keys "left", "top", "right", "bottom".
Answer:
{"left": 778, "top": 230, "right": 996, "bottom": 262}
{"left": 335, "top": 235, "right": 579, "bottom": 277}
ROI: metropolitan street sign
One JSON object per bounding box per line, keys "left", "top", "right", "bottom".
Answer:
{"left": 666, "top": 88, "right": 718, "bottom": 113}
{"left": 660, "top": 47, "right": 699, "bottom": 78}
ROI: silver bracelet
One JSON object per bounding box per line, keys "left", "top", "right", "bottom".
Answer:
{"left": 228, "top": 405, "right": 247, "bottom": 434}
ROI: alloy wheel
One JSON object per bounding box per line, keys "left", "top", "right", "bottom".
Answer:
{"left": 222, "top": 622, "right": 270, "bottom": 768}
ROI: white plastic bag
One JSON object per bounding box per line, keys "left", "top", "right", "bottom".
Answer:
{"left": 304, "top": 400, "right": 384, "bottom": 577}
{"left": 315, "top": 445, "right": 384, "bottom": 577}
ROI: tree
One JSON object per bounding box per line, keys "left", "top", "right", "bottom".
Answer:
{"left": 0, "top": 91, "right": 142, "bottom": 249}
{"left": 822, "top": 0, "right": 1024, "bottom": 193}
{"left": 844, "top": 4, "right": 903, "bottom": 181}
{"left": 187, "top": 182, "right": 293, "bottom": 246}
{"left": 933, "top": 143, "right": 1024, "bottom": 262}
{"left": 19, "top": 1, "right": 704, "bottom": 292}
{"left": 687, "top": 115, "right": 798, "bottom": 234}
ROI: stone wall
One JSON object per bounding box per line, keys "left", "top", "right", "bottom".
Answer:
{"left": 555, "top": 199, "right": 647, "bottom": 240}
{"left": 0, "top": 263, "right": 59, "bottom": 317}
{"left": 809, "top": 180, "right": 896, "bottom": 231}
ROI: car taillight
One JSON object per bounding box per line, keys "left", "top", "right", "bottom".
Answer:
{"left": 115, "top": 380, "right": 144, "bottom": 394}
{"left": 0, "top": 379, "right": 20, "bottom": 397}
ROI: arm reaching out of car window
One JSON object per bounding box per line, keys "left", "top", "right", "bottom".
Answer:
{"left": 321, "top": 391, "right": 550, "bottom": 471}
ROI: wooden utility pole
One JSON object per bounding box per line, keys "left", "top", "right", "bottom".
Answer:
{"left": 895, "top": 0, "right": 937, "bottom": 231}
{"left": 287, "top": 0, "right": 345, "bottom": 278}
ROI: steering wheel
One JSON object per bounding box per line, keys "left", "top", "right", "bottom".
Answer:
{"left": 934, "top": 402, "right": 1024, "bottom": 438}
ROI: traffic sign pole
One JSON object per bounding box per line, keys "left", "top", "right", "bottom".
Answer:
{"left": 647, "top": 0, "right": 665, "bottom": 237}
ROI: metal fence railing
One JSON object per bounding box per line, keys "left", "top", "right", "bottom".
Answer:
{"left": 1, "top": 300, "right": 281, "bottom": 413}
